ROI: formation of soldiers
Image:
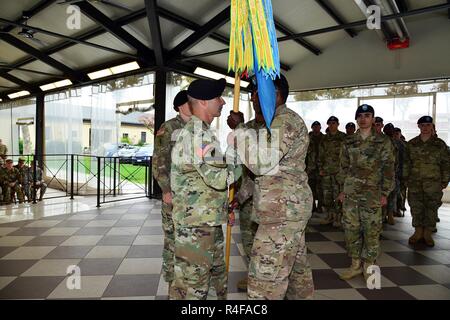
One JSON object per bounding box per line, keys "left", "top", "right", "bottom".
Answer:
{"left": 0, "top": 156, "right": 47, "bottom": 205}
{"left": 153, "top": 75, "right": 450, "bottom": 300}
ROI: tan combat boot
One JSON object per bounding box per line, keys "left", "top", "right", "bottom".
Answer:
{"left": 387, "top": 212, "right": 395, "bottom": 225}
{"left": 237, "top": 278, "right": 247, "bottom": 292}
{"left": 339, "top": 258, "right": 362, "bottom": 280}
{"left": 423, "top": 227, "right": 435, "bottom": 247}
{"left": 408, "top": 227, "right": 423, "bottom": 245}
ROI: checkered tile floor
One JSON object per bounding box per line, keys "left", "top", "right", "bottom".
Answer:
{"left": 0, "top": 200, "right": 449, "bottom": 300}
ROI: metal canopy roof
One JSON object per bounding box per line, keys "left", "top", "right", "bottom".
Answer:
{"left": 0, "top": 0, "right": 449, "bottom": 99}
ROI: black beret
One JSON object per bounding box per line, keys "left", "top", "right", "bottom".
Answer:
{"left": 355, "top": 104, "right": 375, "bottom": 120}
{"left": 187, "top": 78, "right": 226, "bottom": 100}
{"left": 417, "top": 115, "right": 433, "bottom": 124}
{"left": 384, "top": 123, "right": 395, "bottom": 130}
{"left": 311, "top": 121, "right": 321, "bottom": 128}
{"left": 5, "top": 159, "right": 13, "bottom": 163}
{"left": 394, "top": 127, "right": 402, "bottom": 132}
{"left": 345, "top": 122, "right": 356, "bottom": 129}
{"left": 327, "top": 116, "right": 339, "bottom": 124}
{"left": 173, "top": 90, "right": 188, "bottom": 112}
{"left": 375, "top": 116, "right": 384, "bottom": 123}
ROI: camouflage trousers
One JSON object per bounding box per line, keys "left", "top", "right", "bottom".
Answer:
{"left": 342, "top": 196, "right": 382, "bottom": 263}
{"left": 385, "top": 178, "right": 399, "bottom": 214}
{"left": 170, "top": 225, "right": 227, "bottom": 300}
{"left": 322, "top": 174, "right": 342, "bottom": 218}
{"left": 398, "top": 183, "right": 407, "bottom": 211}
{"left": 239, "top": 198, "right": 258, "bottom": 259}
{"left": 248, "top": 220, "right": 314, "bottom": 300}
{"left": 161, "top": 201, "right": 175, "bottom": 283}
{"left": 308, "top": 171, "right": 323, "bottom": 211}
{"left": 23, "top": 182, "right": 47, "bottom": 201}
{"left": 1, "top": 183, "right": 25, "bottom": 203}
{"left": 407, "top": 181, "right": 443, "bottom": 229}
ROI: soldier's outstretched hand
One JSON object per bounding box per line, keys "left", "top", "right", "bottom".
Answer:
{"left": 227, "top": 111, "right": 244, "bottom": 129}
{"left": 337, "top": 192, "right": 345, "bottom": 203}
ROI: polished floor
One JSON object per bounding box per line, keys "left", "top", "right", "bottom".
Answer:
{"left": 0, "top": 198, "right": 449, "bottom": 300}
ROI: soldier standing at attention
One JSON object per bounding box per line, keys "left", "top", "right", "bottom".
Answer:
{"left": 403, "top": 116, "right": 449, "bottom": 247}
{"left": 228, "top": 74, "right": 314, "bottom": 300}
{"left": 394, "top": 127, "right": 407, "bottom": 215}
{"left": 306, "top": 121, "right": 324, "bottom": 214}
{"left": 152, "top": 90, "right": 191, "bottom": 288}
{"left": 337, "top": 104, "right": 395, "bottom": 281}
{"left": 318, "top": 116, "right": 346, "bottom": 227}
{"left": 383, "top": 123, "right": 401, "bottom": 225}
{"left": 374, "top": 117, "right": 384, "bottom": 135}
{"left": 170, "top": 78, "right": 237, "bottom": 300}
{"left": 345, "top": 122, "right": 356, "bottom": 136}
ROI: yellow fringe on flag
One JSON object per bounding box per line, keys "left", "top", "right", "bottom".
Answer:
{"left": 228, "top": 0, "right": 276, "bottom": 75}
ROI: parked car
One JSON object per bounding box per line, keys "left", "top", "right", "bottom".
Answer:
{"left": 116, "top": 146, "right": 139, "bottom": 163}
{"left": 132, "top": 145, "right": 154, "bottom": 166}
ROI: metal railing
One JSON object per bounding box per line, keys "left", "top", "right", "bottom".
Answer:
{"left": 1, "top": 154, "right": 154, "bottom": 207}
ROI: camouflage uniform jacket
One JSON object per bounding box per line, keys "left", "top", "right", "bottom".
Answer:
{"left": 234, "top": 104, "right": 311, "bottom": 224}
{"left": 318, "top": 130, "right": 346, "bottom": 175}
{"left": 171, "top": 115, "right": 239, "bottom": 227}
{"left": 337, "top": 128, "right": 395, "bottom": 206}
{"left": 0, "top": 144, "right": 7, "bottom": 156}
{"left": 152, "top": 115, "right": 185, "bottom": 194}
{"left": 14, "top": 165, "right": 29, "bottom": 185}
{"left": 306, "top": 132, "right": 324, "bottom": 175}
{"left": 403, "top": 135, "right": 450, "bottom": 187}
{"left": 235, "top": 119, "right": 265, "bottom": 205}
{"left": 1, "top": 167, "right": 22, "bottom": 186}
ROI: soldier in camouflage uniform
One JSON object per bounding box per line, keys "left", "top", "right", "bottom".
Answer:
{"left": 383, "top": 123, "right": 402, "bottom": 225}
{"left": 152, "top": 90, "right": 191, "bottom": 286}
{"left": 170, "top": 78, "right": 237, "bottom": 300}
{"left": 0, "top": 160, "right": 4, "bottom": 204}
{"left": 394, "top": 127, "right": 407, "bottom": 215}
{"left": 227, "top": 93, "right": 265, "bottom": 291}
{"left": 374, "top": 116, "right": 384, "bottom": 135}
{"left": 337, "top": 104, "right": 395, "bottom": 281}
{"left": 15, "top": 158, "right": 30, "bottom": 202}
{"left": 27, "top": 161, "right": 47, "bottom": 202}
{"left": 229, "top": 74, "right": 314, "bottom": 300}
{"left": 1, "top": 159, "right": 25, "bottom": 204}
{"left": 345, "top": 122, "right": 356, "bottom": 136}
{"left": 318, "top": 116, "right": 346, "bottom": 227}
{"left": 306, "top": 121, "right": 324, "bottom": 214}
{"left": 0, "top": 139, "right": 7, "bottom": 158}
{"left": 403, "top": 116, "right": 450, "bottom": 247}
